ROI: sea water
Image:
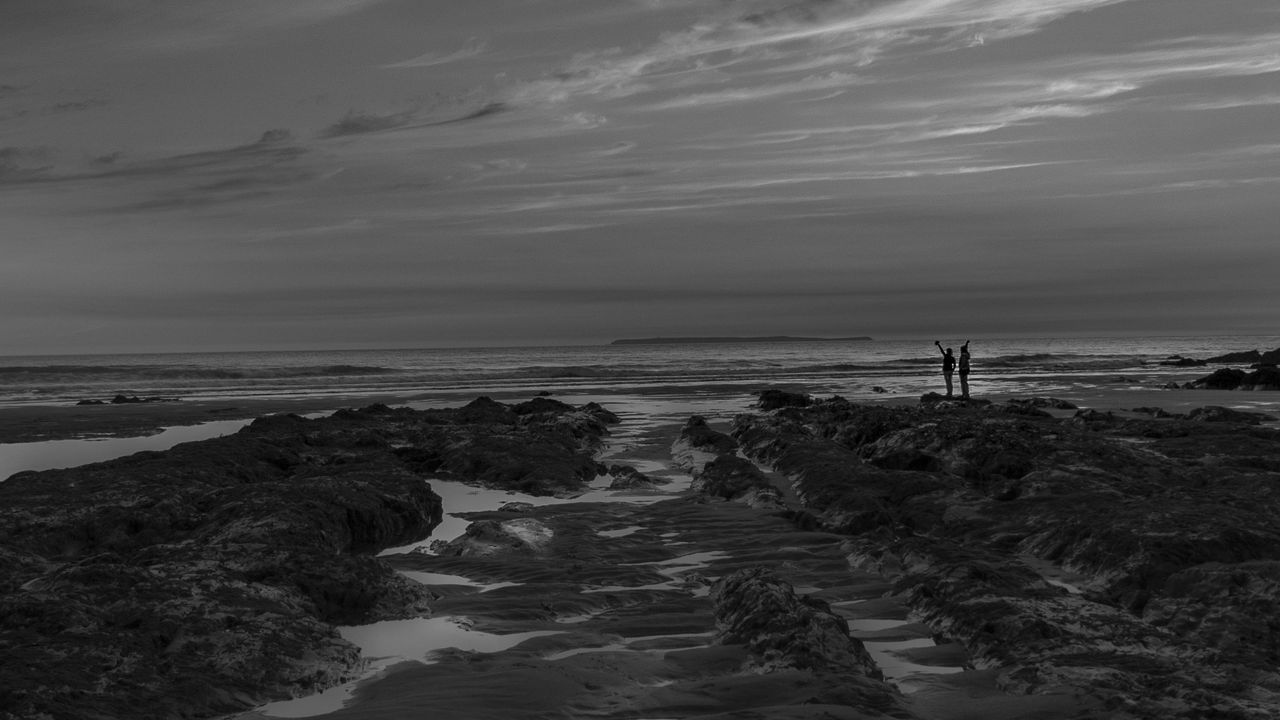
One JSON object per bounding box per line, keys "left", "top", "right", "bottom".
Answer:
{"left": 2, "top": 335, "right": 1275, "bottom": 407}
{"left": 3, "top": 335, "right": 1279, "bottom": 480}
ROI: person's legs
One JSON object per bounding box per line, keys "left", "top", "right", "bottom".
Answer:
{"left": 945, "top": 373, "right": 953, "bottom": 397}
{"left": 960, "top": 373, "right": 969, "bottom": 398}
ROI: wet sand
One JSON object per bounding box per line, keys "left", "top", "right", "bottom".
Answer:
{"left": 219, "top": 399, "right": 1105, "bottom": 720}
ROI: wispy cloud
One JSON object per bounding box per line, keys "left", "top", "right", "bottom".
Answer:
{"left": 383, "top": 37, "right": 489, "bottom": 69}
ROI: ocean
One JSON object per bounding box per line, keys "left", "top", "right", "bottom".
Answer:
{"left": 2, "top": 335, "right": 1275, "bottom": 409}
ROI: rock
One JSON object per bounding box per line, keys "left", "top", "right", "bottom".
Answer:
{"left": 0, "top": 398, "right": 618, "bottom": 719}
{"left": 75, "top": 399, "right": 106, "bottom": 405}
{"left": 757, "top": 388, "right": 812, "bottom": 410}
{"left": 1142, "top": 561, "right": 1280, "bottom": 666}
{"left": 728, "top": 397, "right": 1280, "bottom": 717}
{"left": 1161, "top": 355, "right": 1207, "bottom": 367}
{"left": 691, "top": 455, "right": 775, "bottom": 501}
{"left": 671, "top": 416, "right": 738, "bottom": 477}
{"left": 107, "top": 394, "right": 178, "bottom": 404}
{"left": 711, "top": 567, "right": 881, "bottom": 677}
{"left": 606, "top": 464, "right": 668, "bottom": 490}
{"left": 1187, "top": 367, "right": 1280, "bottom": 391}
{"left": 1241, "top": 366, "right": 1280, "bottom": 390}
{"left": 1009, "top": 397, "right": 1079, "bottom": 410}
{"left": 440, "top": 518, "right": 554, "bottom": 556}
{"left": 1207, "top": 350, "right": 1262, "bottom": 364}
{"left": 1186, "top": 406, "right": 1276, "bottom": 424}
{"left": 871, "top": 386, "right": 888, "bottom": 394}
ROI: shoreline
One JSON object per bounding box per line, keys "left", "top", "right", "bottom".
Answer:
{"left": 1, "top": 383, "right": 1276, "bottom": 446}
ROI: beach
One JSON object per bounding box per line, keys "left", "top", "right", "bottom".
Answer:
{"left": 2, "top": 339, "right": 1280, "bottom": 719}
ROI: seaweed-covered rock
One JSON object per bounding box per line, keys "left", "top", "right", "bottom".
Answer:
{"left": 691, "top": 455, "right": 774, "bottom": 501}
{"left": 711, "top": 567, "right": 880, "bottom": 677}
{"left": 730, "top": 397, "right": 1280, "bottom": 717}
{"left": 0, "top": 398, "right": 618, "bottom": 720}
{"left": 757, "top": 388, "right": 812, "bottom": 410}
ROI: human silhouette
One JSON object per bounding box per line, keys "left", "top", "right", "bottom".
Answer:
{"left": 959, "top": 341, "right": 971, "bottom": 399}
{"left": 934, "top": 341, "right": 955, "bottom": 397}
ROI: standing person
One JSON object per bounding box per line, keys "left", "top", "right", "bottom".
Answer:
{"left": 934, "top": 341, "right": 955, "bottom": 397}
{"left": 959, "top": 341, "right": 971, "bottom": 399}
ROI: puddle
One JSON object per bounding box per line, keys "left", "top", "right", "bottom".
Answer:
{"left": 400, "top": 571, "right": 521, "bottom": 593}
{"left": 259, "top": 617, "right": 562, "bottom": 717}
{"left": 380, "top": 475, "right": 692, "bottom": 556}
{"left": 0, "top": 419, "right": 250, "bottom": 481}
{"left": 598, "top": 525, "right": 645, "bottom": 538}
{"left": 862, "top": 638, "right": 965, "bottom": 685}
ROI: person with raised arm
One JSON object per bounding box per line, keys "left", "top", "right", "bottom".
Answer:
{"left": 934, "top": 341, "right": 956, "bottom": 398}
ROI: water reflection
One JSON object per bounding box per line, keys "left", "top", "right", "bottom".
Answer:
{"left": 0, "top": 419, "right": 250, "bottom": 481}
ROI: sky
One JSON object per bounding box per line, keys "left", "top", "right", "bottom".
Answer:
{"left": 1, "top": 0, "right": 1278, "bottom": 354}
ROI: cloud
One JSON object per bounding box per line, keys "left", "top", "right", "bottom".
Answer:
{"left": 639, "top": 70, "right": 858, "bottom": 110}
{"left": 0, "top": 129, "right": 327, "bottom": 214}
{"left": 0, "top": 146, "right": 54, "bottom": 181}
{"left": 323, "top": 110, "right": 417, "bottom": 137}
{"left": 321, "top": 102, "right": 508, "bottom": 137}
{"left": 383, "top": 37, "right": 488, "bottom": 69}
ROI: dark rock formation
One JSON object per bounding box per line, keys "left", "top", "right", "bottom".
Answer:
{"left": 757, "top": 388, "right": 812, "bottom": 410}
{"left": 1186, "top": 367, "right": 1280, "bottom": 391}
{"left": 691, "top": 455, "right": 776, "bottom": 503}
{"left": 711, "top": 567, "right": 881, "bottom": 676}
{"left": 730, "top": 396, "right": 1280, "bottom": 718}
{"left": 1186, "top": 368, "right": 1247, "bottom": 389}
{"left": 606, "top": 463, "right": 668, "bottom": 490}
{"left": 1186, "top": 405, "right": 1276, "bottom": 424}
{"left": 1207, "top": 350, "right": 1263, "bottom": 364}
{"left": 674, "top": 415, "right": 738, "bottom": 455}
{"left": 920, "top": 392, "right": 992, "bottom": 407}
{"left": 0, "top": 398, "right": 617, "bottom": 720}
{"left": 1208, "top": 348, "right": 1280, "bottom": 365}
{"left": 1160, "top": 355, "right": 1206, "bottom": 367}
{"left": 439, "top": 517, "right": 554, "bottom": 557}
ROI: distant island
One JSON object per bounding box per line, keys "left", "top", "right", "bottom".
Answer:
{"left": 610, "top": 336, "right": 872, "bottom": 345}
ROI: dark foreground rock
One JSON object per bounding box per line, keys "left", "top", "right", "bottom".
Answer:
{"left": 1205, "top": 347, "right": 1280, "bottom": 365}
{"left": 712, "top": 567, "right": 880, "bottom": 677}
{"left": 1186, "top": 366, "right": 1280, "bottom": 391}
{"left": 0, "top": 397, "right": 616, "bottom": 720}
{"left": 732, "top": 395, "right": 1280, "bottom": 718}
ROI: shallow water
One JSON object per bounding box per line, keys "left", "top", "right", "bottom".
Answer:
{"left": 0, "top": 418, "right": 249, "bottom": 481}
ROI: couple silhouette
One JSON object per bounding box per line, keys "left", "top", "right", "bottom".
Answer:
{"left": 934, "top": 340, "right": 971, "bottom": 399}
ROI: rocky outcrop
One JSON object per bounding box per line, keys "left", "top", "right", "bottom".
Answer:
{"left": 1186, "top": 366, "right": 1280, "bottom": 391}
{"left": 606, "top": 463, "right": 668, "bottom": 490}
{"left": 439, "top": 517, "right": 555, "bottom": 556}
{"left": 712, "top": 567, "right": 880, "bottom": 676}
{"left": 756, "top": 388, "right": 813, "bottom": 410}
{"left": 691, "top": 455, "right": 779, "bottom": 505}
{"left": 671, "top": 415, "right": 738, "bottom": 477}
{"left": 1207, "top": 350, "right": 1263, "bottom": 364}
{"left": 0, "top": 398, "right": 617, "bottom": 720}
{"left": 1186, "top": 405, "right": 1276, "bottom": 424}
{"left": 1206, "top": 347, "right": 1280, "bottom": 366}
{"left": 731, "top": 396, "right": 1280, "bottom": 718}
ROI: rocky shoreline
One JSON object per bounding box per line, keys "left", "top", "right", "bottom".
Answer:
{"left": 3, "top": 392, "right": 1280, "bottom": 719}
